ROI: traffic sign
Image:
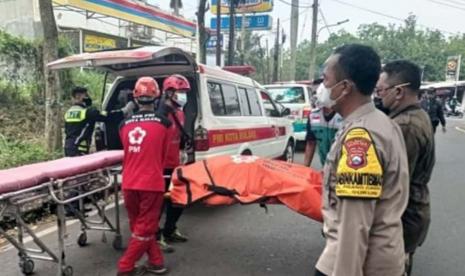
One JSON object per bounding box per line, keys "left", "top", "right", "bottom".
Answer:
{"left": 210, "top": 14, "right": 272, "bottom": 31}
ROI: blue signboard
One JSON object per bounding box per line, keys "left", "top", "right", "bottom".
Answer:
{"left": 206, "top": 35, "right": 224, "bottom": 49}
{"left": 210, "top": 14, "right": 272, "bottom": 31}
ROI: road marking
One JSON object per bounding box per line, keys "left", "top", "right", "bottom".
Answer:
{"left": 455, "top": 126, "right": 465, "bottom": 134}
{"left": 1, "top": 200, "right": 123, "bottom": 253}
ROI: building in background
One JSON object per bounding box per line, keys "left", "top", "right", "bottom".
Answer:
{"left": 0, "top": 0, "right": 197, "bottom": 54}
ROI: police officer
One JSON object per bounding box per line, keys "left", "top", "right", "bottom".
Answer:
{"left": 118, "top": 77, "right": 172, "bottom": 276}
{"left": 314, "top": 44, "right": 409, "bottom": 276}
{"left": 420, "top": 89, "right": 446, "bottom": 133}
{"left": 376, "top": 60, "right": 435, "bottom": 276}
{"left": 303, "top": 104, "right": 343, "bottom": 167}
{"left": 64, "top": 86, "right": 134, "bottom": 157}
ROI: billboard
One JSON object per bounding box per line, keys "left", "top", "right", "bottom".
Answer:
{"left": 84, "top": 34, "right": 117, "bottom": 52}
{"left": 211, "top": 0, "right": 273, "bottom": 14}
{"left": 53, "top": 0, "right": 196, "bottom": 37}
{"left": 210, "top": 15, "right": 272, "bottom": 31}
{"left": 446, "top": 55, "right": 461, "bottom": 82}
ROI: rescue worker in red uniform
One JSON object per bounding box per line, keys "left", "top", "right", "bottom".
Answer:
{"left": 118, "top": 77, "right": 172, "bottom": 276}
{"left": 157, "top": 75, "right": 190, "bottom": 251}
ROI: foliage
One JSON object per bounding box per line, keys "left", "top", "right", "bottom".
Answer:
{"left": 280, "top": 15, "right": 465, "bottom": 82}
{"left": 0, "top": 135, "right": 61, "bottom": 169}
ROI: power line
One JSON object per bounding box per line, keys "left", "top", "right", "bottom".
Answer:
{"left": 426, "top": 0, "right": 465, "bottom": 12}
{"left": 326, "top": 0, "right": 456, "bottom": 34}
{"left": 276, "top": 0, "right": 314, "bottom": 8}
{"left": 318, "top": 7, "right": 333, "bottom": 36}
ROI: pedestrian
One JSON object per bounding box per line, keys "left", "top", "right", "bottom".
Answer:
{"left": 117, "top": 77, "right": 172, "bottom": 276}
{"left": 64, "top": 86, "right": 134, "bottom": 157}
{"left": 375, "top": 60, "right": 435, "bottom": 276}
{"left": 420, "top": 89, "right": 446, "bottom": 133}
{"left": 314, "top": 44, "right": 409, "bottom": 276}
{"left": 303, "top": 104, "right": 343, "bottom": 167}
{"left": 157, "top": 74, "right": 190, "bottom": 252}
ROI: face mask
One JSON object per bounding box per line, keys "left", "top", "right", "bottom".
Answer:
{"left": 316, "top": 81, "right": 345, "bottom": 108}
{"left": 83, "top": 97, "right": 92, "bottom": 107}
{"left": 172, "top": 93, "right": 187, "bottom": 108}
{"left": 374, "top": 97, "right": 390, "bottom": 115}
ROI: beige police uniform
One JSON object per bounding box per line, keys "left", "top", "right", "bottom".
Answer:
{"left": 316, "top": 102, "right": 409, "bottom": 276}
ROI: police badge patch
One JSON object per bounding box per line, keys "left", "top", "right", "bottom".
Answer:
{"left": 344, "top": 137, "right": 371, "bottom": 169}
{"left": 335, "top": 127, "right": 383, "bottom": 199}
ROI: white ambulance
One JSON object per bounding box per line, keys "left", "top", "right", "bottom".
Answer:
{"left": 48, "top": 47, "right": 295, "bottom": 163}
{"left": 264, "top": 82, "right": 316, "bottom": 142}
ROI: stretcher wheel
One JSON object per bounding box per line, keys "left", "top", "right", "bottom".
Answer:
{"left": 19, "top": 258, "right": 34, "bottom": 275}
{"left": 62, "top": 265, "right": 73, "bottom": 276}
{"left": 77, "top": 232, "right": 88, "bottom": 247}
{"left": 112, "top": 235, "right": 123, "bottom": 250}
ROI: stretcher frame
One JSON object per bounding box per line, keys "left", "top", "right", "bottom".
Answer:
{"left": 0, "top": 166, "right": 122, "bottom": 276}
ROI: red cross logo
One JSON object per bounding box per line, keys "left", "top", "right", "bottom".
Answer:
{"left": 128, "top": 127, "right": 146, "bottom": 145}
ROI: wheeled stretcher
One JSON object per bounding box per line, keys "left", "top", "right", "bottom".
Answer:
{"left": 0, "top": 151, "right": 124, "bottom": 276}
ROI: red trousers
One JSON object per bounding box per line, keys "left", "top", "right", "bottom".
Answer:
{"left": 118, "top": 190, "right": 164, "bottom": 273}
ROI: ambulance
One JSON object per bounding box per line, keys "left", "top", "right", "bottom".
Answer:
{"left": 48, "top": 46, "right": 295, "bottom": 164}
{"left": 264, "top": 82, "right": 316, "bottom": 142}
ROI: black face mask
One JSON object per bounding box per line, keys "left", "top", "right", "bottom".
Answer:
{"left": 374, "top": 97, "right": 390, "bottom": 115}
{"left": 83, "top": 97, "right": 92, "bottom": 107}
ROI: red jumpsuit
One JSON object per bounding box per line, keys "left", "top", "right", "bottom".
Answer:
{"left": 118, "top": 110, "right": 172, "bottom": 273}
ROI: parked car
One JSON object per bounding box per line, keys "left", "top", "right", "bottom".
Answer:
{"left": 264, "top": 82, "right": 315, "bottom": 142}
{"left": 48, "top": 46, "right": 295, "bottom": 163}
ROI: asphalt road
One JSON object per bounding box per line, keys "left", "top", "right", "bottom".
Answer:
{"left": 1, "top": 119, "right": 465, "bottom": 276}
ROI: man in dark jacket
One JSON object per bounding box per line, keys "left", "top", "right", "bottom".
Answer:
{"left": 376, "top": 60, "right": 436, "bottom": 275}
{"left": 64, "top": 86, "right": 134, "bottom": 156}
{"left": 421, "top": 89, "right": 446, "bottom": 133}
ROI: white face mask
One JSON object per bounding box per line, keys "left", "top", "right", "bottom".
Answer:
{"left": 316, "top": 81, "right": 345, "bottom": 108}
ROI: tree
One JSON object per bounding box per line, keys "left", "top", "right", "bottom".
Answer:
{"left": 197, "top": 0, "right": 209, "bottom": 64}
{"left": 38, "top": 0, "right": 62, "bottom": 152}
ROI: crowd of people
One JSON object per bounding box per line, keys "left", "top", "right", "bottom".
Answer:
{"left": 63, "top": 44, "right": 442, "bottom": 276}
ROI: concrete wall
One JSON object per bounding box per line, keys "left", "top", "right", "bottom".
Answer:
{"left": 0, "top": 0, "right": 42, "bottom": 39}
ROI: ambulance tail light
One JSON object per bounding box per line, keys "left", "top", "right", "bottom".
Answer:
{"left": 302, "top": 106, "right": 311, "bottom": 118}
{"left": 194, "top": 126, "right": 209, "bottom": 151}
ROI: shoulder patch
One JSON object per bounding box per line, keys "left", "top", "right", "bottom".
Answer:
{"left": 335, "top": 127, "right": 383, "bottom": 199}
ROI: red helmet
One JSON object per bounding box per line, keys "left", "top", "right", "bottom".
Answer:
{"left": 133, "top": 77, "right": 160, "bottom": 99}
{"left": 163, "top": 74, "right": 190, "bottom": 92}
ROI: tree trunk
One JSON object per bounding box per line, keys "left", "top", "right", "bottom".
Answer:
{"left": 39, "top": 0, "right": 62, "bottom": 152}
{"left": 197, "top": 0, "right": 208, "bottom": 64}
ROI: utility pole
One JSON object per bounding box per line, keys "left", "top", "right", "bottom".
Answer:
{"left": 266, "top": 39, "right": 270, "bottom": 83}
{"left": 227, "top": 0, "right": 236, "bottom": 66}
{"left": 308, "top": 0, "right": 318, "bottom": 80}
{"left": 240, "top": 11, "right": 246, "bottom": 65}
{"left": 272, "top": 18, "right": 280, "bottom": 82}
{"left": 289, "top": 0, "right": 299, "bottom": 81}
{"left": 216, "top": 0, "right": 221, "bottom": 66}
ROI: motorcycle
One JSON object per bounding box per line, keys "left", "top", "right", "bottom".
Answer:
{"left": 445, "top": 102, "right": 464, "bottom": 118}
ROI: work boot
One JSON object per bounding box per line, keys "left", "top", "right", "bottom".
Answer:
{"left": 145, "top": 263, "right": 168, "bottom": 275}
{"left": 164, "top": 229, "right": 188, "bottom": 243}
{"left": 158, "top": 236, "right": 175, "bottom": 253}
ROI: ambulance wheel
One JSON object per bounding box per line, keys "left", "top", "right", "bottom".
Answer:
{"left": 282, "top": 141, "right": 295, "bottom": 163}
{"left": 77, "top": 232, "right": 88, "bottom": 247}
{"left": 113, "top": 235, "right": 123, "bottom": 250}
{"left": 19, "top": 258, "right": 34, "bottom": 275}
{"left": 62, "top": 265, "right": 73, "bottom": 276}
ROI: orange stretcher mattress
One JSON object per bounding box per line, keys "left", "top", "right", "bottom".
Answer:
{"left": 169, "top": 155, "right": 323, "bottom": 222}
{"left": 0, "top": 150, "right": 123, "bottom": 194}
